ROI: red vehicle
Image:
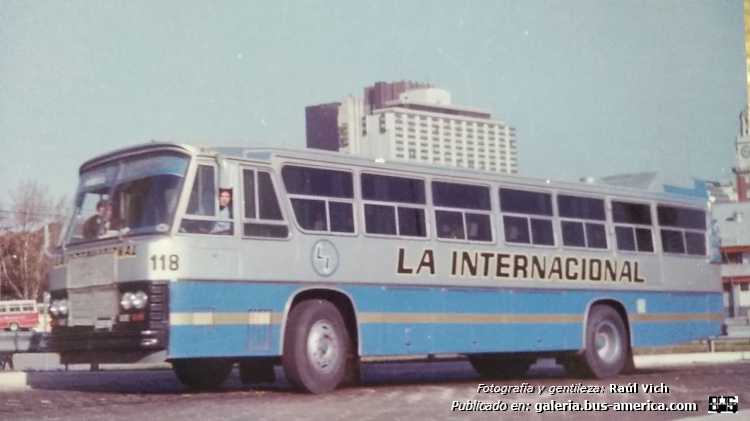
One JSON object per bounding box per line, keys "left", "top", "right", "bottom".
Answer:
{"left": 0, "top": 300, "right": 39, "bottom": 332}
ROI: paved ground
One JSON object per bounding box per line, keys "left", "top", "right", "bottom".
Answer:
{"left": 1, "top": 359, "right": 748, "bottom": 421}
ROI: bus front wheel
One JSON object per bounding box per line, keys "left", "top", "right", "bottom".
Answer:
{"left": 172, "top": 358, "right": 233, "bottom": 390}
{"left": 282, "top": 300, "right": 350, "bottom": 394}
{"left": 582, "top": 305, "right": 628, "bottom": 379}
{"left": 8, "top": 323, "right": 19, "bottom": 332}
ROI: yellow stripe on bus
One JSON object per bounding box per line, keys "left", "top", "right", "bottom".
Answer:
{"left": 630, "top": 313, "right": 724, "bottom": 322}
{"left": 168, "top": 311, "right": 722, "bottom": 326}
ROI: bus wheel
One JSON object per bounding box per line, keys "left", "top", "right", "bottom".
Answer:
{"left": 172, "top": 358, "right": 233, "bottom": 390}
{"left": 582, "top": 305, "right": 627, "bottom": 379}
{"left": 282, "top": 300, "right": 350, "bottom": 394}
{"left": 8, "top": 323, "right": 19, "bottom": 332}
{"left": 469, "top": 354, "right": 532, "bottom": 379}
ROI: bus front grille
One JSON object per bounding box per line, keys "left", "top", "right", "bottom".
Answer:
{"left": 68, "top": 286, "right": 119, "bottom": 327}
{"left": 67, "top": 252, "right": 116, "bottom": 289}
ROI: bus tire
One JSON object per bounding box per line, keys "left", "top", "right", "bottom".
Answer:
{"left": 469, "top": 354, "right": 532, "bottom": 379}
{"left": 172, "top": 358, "right": 233, "bottom": 390}
{"left": 282, "top": 300, "right": 350, "bottom": 394}
{"left": 582, "top": 305, "right": 627, "bottom": 379}
{"left": 8, "top": 323, "right": 19, "bottom": 332}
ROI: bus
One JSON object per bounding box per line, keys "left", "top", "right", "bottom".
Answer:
{"left": 47, "top": 142, "right": 723, "bottom": 393}
{"left": 0, "top": 300, "right": 40, "bottom": 332}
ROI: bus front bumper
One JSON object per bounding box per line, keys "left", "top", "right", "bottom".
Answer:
{"left": 48, "top": 328, "right": 167, "bottom": 353}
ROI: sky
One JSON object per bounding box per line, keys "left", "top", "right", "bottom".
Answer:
{"left": 0, "top": 1, "right": 746, "bottom": 213}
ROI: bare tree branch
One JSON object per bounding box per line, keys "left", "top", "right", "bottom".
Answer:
{"left": 0, "top": 180, "right": 68, "bottom": 300}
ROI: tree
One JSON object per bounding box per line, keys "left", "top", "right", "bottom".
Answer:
{"left": 0, "top": 180, "right": 68, "bottom": 301}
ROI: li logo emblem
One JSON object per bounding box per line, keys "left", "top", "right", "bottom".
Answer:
{"left": 311, "top": 239, "right": 339, "bottom": 277}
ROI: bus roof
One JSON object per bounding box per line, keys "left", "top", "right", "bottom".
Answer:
{"left": 79, "top": 141, "right": 709, "bottom": 205}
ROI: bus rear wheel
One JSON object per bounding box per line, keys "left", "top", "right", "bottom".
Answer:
{"left": 469, "top": 354, "right": 533, "bottom": 379}
{"left": 282, "top": 300, "right": 350, "bottom": 394}
{"left": 172, "top": 358, "right": 233, "bottom": 390}
{"left": 8, "top": 323, "right": 19, "bottom": 332}
{"left": 581, "top": 305, "right": 628, "bottom": 379}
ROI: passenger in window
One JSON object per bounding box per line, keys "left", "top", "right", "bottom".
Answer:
{"left": 212, "top": 189, "right": 233, "bottom": 234}
{"left": 313, "top": 212, "right": 326, "bottom": 231}
{"left": 440, "top": 224, "right": 464, "bottom": 239}
{"left": 467, "top": 222, "right": 479, "bottom": 240}
{"left": 83, "top": 200, "right": 112, "bottom": 240}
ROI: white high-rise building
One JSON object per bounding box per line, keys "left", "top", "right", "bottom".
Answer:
{"left": 337, "top": 96, "right": 365, "bottom": 154}
{"left": 353, "top": 88, "right": 517, "bottom": 173}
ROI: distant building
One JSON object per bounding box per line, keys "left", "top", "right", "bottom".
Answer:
{"left": 706, "top": 180, "right": 737, "bottom": 204}
{"left": 338, "top": 96, "right": 365, "bottom": 155}
{"left": 305, "top": 81, "right": 517, "bottom": 173}
{"left": 306, "top": 80, "right": 429, "bottom": 152}
{"left": 733, "top": 106, "right": 750, "bottom": 201}
{"left": 305, "top": 102, "right": 340, "bottom": 151}
{"left": 715, "top": 202, "right": 750, "bottom": 318}
{"left": 364, "top": 80, "right": 431, "bottom": 115}
{"left": 713, "top": 105, "right": 750, "bottom": 319}
{"left": 357, "top": 87, "right": 517, "bottom": 173}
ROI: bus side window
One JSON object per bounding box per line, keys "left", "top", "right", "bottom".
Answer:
{"left": 499, "top": 188, "right": 554, "bottom": 246}
{"left": 657, "top": 205, "right": 706, "bottom": 256}
{"left": 242, "top": 169, "right": 289, "bottom": 238}
{"left": 186, "top": 165, "right": 216, "bottom": 216}
{"left": 180, "top": 165, "right": 233, "bottom": 235}
{"left": 361, "top": 173, "right": 426, "bottom": 238}
{"left": 282, "top": 165, "right": 355, "bottom": 234}
{"left": 433, "top": 181, "right": 492, "bottom": 242}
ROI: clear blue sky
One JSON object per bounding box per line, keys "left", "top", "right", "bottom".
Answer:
{"left": 0, "top": 1, "right": 746, "bottom": 209}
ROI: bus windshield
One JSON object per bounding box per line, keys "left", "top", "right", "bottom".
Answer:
{"left": 64, "top": 154, "right": 190, "bottom": 245}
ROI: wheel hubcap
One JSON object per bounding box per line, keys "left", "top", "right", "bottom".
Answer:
{"left": 595, "top": 320, "right": 620, "bottom": 363}
{"left": 307, "top": 320, "right": 339, "bottom": 375}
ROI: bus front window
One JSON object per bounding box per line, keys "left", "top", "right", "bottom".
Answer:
{"left": 65, "top": 154, "right": 189, "bottom": 245}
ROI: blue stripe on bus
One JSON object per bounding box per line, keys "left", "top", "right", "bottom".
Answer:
{"left": 166, "top": 281, "right": 722, "bottom": 359}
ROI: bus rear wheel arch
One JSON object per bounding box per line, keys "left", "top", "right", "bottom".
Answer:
{"left": 581, "top": 304, "right": 629, "bottom": 379}
{"left": 282, "top": 299, "right": 351, "bottom": 394}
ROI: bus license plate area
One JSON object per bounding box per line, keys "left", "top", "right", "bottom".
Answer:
{"left": 68, "top": 287, "right": 119, "bottom": 327}
{"left": 95, "top": 318, "right": 114, "bottom": 331}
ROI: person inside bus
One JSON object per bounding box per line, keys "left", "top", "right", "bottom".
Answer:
{"left": 83, "top": 199, "right": 112, "bottom": 240}
{"left": 211, "top": 188, "right": 233, "bottom": 234}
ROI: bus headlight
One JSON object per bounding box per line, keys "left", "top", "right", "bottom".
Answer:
{"left": 58, "top": 299, "right": 69, "bottom": 316}
{"left": 50, "top": 301, "right": 60, "bottom": 317}
{"left": 132, "top": 291, "right": 148, "bottom": 310}
{"left": 120, "top": 292, "right": 136, "bottom": 311}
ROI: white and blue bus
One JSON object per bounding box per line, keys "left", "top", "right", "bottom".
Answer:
{"left": 48, "top": 142, "right": 722, "bottom": 393}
